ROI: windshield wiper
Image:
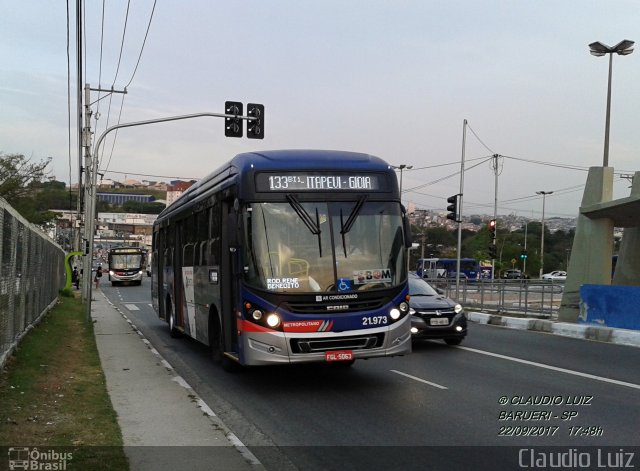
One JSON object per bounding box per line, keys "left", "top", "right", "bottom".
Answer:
{"left": 286, "top": 194, "right": 323, "bottom": 257}
{"left": 340, "top": 195, "right": 367, "bottom": 257}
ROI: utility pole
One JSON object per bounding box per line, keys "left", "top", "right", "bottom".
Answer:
{"left": 491, "top": 154, "right": 500, "bottom": 279}
{"left": 454, "top": 119, "right": 467, "bottom": 299}
{"left": 75, "top": 0, "right": 83, "bottom": 253}
{"left": 81, "top": 84, "right": 128, "bottom": 320}
{"left": 81, "top": 84, "right": 93, "bottom": 307}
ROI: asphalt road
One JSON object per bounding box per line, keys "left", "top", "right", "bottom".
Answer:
{"left": 100, "top": 280, "right": 640, "bottom": 471}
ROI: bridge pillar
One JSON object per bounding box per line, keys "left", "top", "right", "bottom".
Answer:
{"left": 558, "top": 167, "right": 614, "bottom": 322}
{"left": 612, "top": 171, "right": 640, "bottom": 286}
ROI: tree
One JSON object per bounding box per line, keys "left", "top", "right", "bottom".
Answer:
{"left": 0, "top": 152, "right": 52, "bottom": 204}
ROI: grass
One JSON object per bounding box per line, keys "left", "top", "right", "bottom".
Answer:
{"left": 0, "top": 295, "right": 129, "bottom": 470}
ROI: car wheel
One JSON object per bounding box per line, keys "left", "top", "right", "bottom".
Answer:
{"left": 445, "top": 338, "right": 462, "bottom": 346}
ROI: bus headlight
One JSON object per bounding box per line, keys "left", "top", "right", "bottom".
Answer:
{"left": 399, "top": 301, "right": 409, "bottom": 314}
{"left": 266, "top": 313, "right": 281, "bottom": 328}
{"left": 252, "top": 309, "right": 263, "bottom": 321}
{"left": 454, "top": 304, "right": 463, "bottom": 314}
{"left": 109, "top": 270, "right": 115, "bottom": 276}
{"left": 389, "top": 308, "right": 401, "bottom": 320}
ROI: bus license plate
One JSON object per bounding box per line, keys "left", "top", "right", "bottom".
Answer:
{"left": 430, "top": 318, "right": 449, "bottom": 326}
{"left": 325, "top": 350, "right": 353, "bottom": 362}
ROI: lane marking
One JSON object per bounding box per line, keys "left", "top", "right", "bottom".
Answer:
{"left": 458, "top": 346, "right": 640, "bottom": 391}
{"left": 390, "top": 369, "right": 448, "bottom": 389}
{"left": 124, "top": 304, "right": 140, "bottom": 311}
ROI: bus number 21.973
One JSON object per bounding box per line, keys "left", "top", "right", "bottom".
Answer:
{"left": 362, "top": 316, "right": 388, "bottom": 326}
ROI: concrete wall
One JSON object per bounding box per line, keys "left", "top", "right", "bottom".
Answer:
{"left": 612, "top": 171, "right": 640, "bottom": 286}
{"left": 558, "top": 167, "right": 614, "bottom": 322}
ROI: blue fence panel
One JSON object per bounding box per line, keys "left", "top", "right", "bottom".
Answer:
{"left": 579, "top": 284, "right": 640, "bottom": 330}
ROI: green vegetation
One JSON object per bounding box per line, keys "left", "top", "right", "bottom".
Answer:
{"left": 409, "top": 221, "right": 575, "bottom": 277}
{"left": 0, "top": 295, "right": 129, "bottom": 470}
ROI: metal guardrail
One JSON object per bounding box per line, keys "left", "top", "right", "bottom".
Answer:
{"left": 0, "top": 197, "right": 65, "bottom": 368}
{"left": 424, "top": 277, "right": 565, "bottom": 319}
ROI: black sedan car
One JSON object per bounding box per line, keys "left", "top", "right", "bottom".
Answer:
{"left": 408, "top": 274, "right": 467, "bottom": 345}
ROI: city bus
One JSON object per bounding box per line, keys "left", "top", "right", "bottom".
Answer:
{"left": 108, "top": 246, "right": 147, "bottom": 286}
{"left": 415, "top": 257, "right": 481, "bottom": 280}
{"left": 151, "top": 150, "right": 413, "bottom": 369}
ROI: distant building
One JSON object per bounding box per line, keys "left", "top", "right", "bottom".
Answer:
{"left": 97, "top": 193, "right": 155, "bottom": 205}
{"left": 166, "top": 180, "right": 196, "bottom": 206}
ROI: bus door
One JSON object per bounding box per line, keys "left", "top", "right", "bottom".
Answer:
{"left": 220, "top": 201, "right": 240, "bottom": 355}
{"left": 173, "top": 220, "right": 186, "bottom": 330}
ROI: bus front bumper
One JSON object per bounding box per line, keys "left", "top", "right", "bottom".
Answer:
{"left": 239, "top": 316, "right": 412, "bottom": 366}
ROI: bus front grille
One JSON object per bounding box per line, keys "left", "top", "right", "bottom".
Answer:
{"left": 291, "top": 333, "right": 384, "bottom": 354}
{"left": 283, "top": 297, "right": 386, "bottom": 314}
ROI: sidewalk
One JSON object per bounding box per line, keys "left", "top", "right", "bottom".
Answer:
{"left": 91, "top": 292, "right": 265, "bottom": 471}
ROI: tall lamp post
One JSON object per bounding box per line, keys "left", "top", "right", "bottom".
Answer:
{"left": 589, "top": 39, "right": 634, "bottom": 167}
{"left": 393, "top": 164, "right": 413, "bottom": 202}
{"left": 536, "top": 191, "right": 553, "bottom": 279}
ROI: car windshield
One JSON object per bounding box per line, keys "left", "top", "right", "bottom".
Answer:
{"left": 408, "top": 277, "right": 439, "bottom": 296}
{"left": 242, "top": 200, "right": 407, "bottom": 293}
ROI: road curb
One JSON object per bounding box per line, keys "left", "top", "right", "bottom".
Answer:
{"left": 467, "top": 311, "right": 640, "bottom": 348}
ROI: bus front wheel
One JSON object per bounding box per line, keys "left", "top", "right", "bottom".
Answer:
{"left": 209, "top": 313, "right": 239, "bottom": 372}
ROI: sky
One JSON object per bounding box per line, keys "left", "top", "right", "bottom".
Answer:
{"left": 2, "top": 0, "right": 639, "bottom": 220}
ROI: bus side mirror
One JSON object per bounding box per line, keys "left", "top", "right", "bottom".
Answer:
{"left": 227, "top": 211, "right": 240, "bottom": 252}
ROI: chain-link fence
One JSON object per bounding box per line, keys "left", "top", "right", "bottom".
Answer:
{"left": 0, "top": 197, "right": 65, "bottom": 368}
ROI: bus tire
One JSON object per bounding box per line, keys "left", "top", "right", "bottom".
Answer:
{"left": 209, "top": 312, "right": 240, "bottom": 372}
{"left": 167, "top": 300, "right": 180, "bottom": 338}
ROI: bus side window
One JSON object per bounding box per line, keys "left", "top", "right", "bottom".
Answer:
{"left": 183, "top": 243, "right": 195, "bottom": 268}
{"left": 164, "top": 248, "right": 173, "bottom": 268}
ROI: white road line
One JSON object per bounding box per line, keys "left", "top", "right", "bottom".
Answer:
{"left": 457, "top": 346, "right": 640, "bottom": 391}
{"left": 123, "top": 303, "right": 140, "bottom": 311}
{"left": 390, "top": 369, "right": 448, "bottom": 389}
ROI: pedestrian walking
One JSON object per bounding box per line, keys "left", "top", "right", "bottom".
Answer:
{"left": 94, "top": 264, "right": 103, "bottom": 289}
{"left": 72, "top": 266, "right": 80, "bottom": 289}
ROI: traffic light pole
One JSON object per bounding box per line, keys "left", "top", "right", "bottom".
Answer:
{"left": 492, "top": 154, "right": 500, "bottom": 280}
{"left": 84, "top": 108, "right": 261, "bottom": 319}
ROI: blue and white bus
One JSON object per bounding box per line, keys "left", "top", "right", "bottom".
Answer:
{"left": 151, "top": 150, "right": 413, "bottom": 369}
{"left": 415, "top": 257, "right": 481, "bottom": 280}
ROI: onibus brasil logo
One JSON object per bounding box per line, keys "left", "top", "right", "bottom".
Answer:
{"left": 8, "top": 447, "right": 73, "bottom": 470}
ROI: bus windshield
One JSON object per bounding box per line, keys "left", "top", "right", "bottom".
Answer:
{"left": 110, "top": 253, "right": 143, "bottom": 269}
{"left": 243, "top": 200, "right": 406, "bottom": 293}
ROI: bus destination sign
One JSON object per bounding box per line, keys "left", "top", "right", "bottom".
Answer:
{"left": 256, "top": 173, "right": 386, "bottom": 192}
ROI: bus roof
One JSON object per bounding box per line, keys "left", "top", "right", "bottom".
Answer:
{"left": 156, "top": 149, "right": 397, "bottom": 224}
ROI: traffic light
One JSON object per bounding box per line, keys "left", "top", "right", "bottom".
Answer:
{"left": 520, "top": 250, "right": 528, "bottom": 260}
{"left": 247, "top": 103, "right": 264, "bottom": 139}
{"left": 446, "top": 194, "right": 460, "bottom": 222}
{"left": 488, "top": 219, "right": 497, "bottom": 240}
{"left": 488, "top": 244, "right": 497, "bottom": 259}
{"left": 225, "top": 101, "right": 243, "bottom": 138}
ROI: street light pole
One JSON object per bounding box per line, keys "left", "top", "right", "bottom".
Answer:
{"left": 536, "top": 191, "right": 553, "bottom": 279}
{"left": 589, "top": 39, "right": 634, "bottom": 167}
{"left": 393, "top": 164, "right": 413, "bottom": 203}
